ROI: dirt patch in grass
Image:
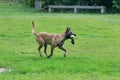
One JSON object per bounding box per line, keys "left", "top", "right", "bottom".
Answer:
{"left": 0, "top": 68, "right": 11, "bottom": 73}
{"left": 0, "top": 68, "right": 6, "bottom": 73}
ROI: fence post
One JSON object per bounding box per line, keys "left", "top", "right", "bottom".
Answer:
{"left": 101, "top": 6, "right": 106, "bottom": 14}
{"left": 48, "top": 7, "right": 52, "bottom": 13}
{"left": 74, "top": 8, "right": 77, "bottom": 14}
{"left": 35, "top": 0, "right": 41, "bottom": 10}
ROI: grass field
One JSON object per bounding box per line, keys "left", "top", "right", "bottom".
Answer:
{"left": 0, "top": 1, "right": 120, "bottom": 80}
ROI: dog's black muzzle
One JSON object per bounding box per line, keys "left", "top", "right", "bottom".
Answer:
{"left": 71, "top": 38, "right": 75, "bottom": 44}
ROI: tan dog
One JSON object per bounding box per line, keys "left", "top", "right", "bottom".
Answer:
{"left": 32, "top": 21, "right": 76, "bottom": 58}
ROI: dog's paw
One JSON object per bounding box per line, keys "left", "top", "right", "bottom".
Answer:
{"left": 47, "top": 56, "right": 51, "bottom": 58}
{"left": 64, "top": 55, "right": 66, "bottom": 57}
{"left": 40, "top": 55, "right": 43, "bottom": 57}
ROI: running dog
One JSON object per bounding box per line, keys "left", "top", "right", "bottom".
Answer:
{"left": 32, "top": 21, "right": 76, "bottom": 58}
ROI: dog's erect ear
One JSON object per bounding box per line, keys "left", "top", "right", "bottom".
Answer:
{"left": 68, "top": 27, "right": 71, "bottom": 31}
{"left": 66, "top": 27, "right": 69, "bottom": 33}
{"left": 66, "top": 27, "right": 70, "bottom": 33}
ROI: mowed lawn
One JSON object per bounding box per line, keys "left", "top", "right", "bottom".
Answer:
{"left": 0, "top": 3, "right": 120, "bottom": 80}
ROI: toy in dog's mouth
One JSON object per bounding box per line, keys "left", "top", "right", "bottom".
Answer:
{"left": 70, "top": 34, "right": 76, "bottom": 44}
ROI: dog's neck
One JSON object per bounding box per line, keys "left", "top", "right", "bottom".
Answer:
{"left": 59, "top": 32, "right": 66, "bottom": 39}
{"left": 57, "top": 32, "right": 67, "bottom": 47}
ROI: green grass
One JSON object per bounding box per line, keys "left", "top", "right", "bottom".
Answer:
{"left": 0, "top": 1, "right": 120, "bottom": 80}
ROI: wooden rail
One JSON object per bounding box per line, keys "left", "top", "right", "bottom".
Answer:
{"left": 48, "top": 5, "right": 106, "bottom": 14}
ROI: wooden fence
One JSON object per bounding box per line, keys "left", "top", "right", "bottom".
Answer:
{"left": 48, "top": 5, "right": 106, "bottom": 14}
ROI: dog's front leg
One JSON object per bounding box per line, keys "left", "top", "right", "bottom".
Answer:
{"left": 47, "top": 46, "right": 55, "bottom": 58}
{"left": 58, "top": 46, "right": 67, "bottom": 57}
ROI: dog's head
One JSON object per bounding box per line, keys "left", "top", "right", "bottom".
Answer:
{"left": 65, "top": 27, "right": 76, "bottom": 44}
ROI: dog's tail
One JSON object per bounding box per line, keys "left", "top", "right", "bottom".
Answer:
{"left": 32, "top": 21, "right": 37, "bottom": 36}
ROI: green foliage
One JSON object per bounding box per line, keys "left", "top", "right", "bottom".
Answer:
{"left": 113, "top": 0, "right": 120, "bottom": 9}
{"left": 17, "top": 0, "right": 120, "bottom": 13}
{"left": 19, "top": 0, "right": 35, "bottom": 7}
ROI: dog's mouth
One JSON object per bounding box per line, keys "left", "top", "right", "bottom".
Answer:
{"left": 70, "top": 34, "right": 76, "bottom": 44}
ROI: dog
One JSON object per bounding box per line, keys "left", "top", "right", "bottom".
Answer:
{"left": 32, "top": 21, "right": 76, "bottom": 58}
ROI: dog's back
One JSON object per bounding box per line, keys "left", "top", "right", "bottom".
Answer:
{"left": 36, "top": 32, "right": 56, "bottom": 45}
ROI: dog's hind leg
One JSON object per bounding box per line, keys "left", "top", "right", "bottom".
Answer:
{"left": 58, "top": 46, "right": 67, "bottom": 57}
{"left": 38, "top": 44, "right": 43, "bottom": 57}
{"left": 44, "top": 43, "right": 48, "bottom": 56}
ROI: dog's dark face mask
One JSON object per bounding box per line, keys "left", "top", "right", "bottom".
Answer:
{"left": 65, "top": 27, "right": 76, "bottom": 44}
